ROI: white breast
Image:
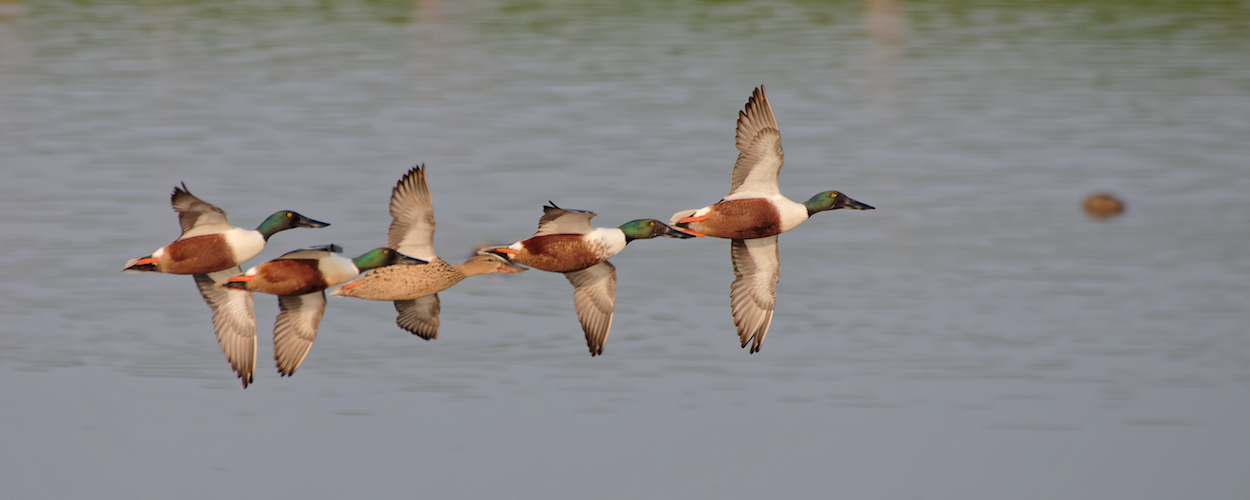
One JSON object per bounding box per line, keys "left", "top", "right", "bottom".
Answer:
{"left": 224, "top": 228, "right": 267, "bottom": 264}
{"left": 585, "top": 228, "right": 627, "bottom": 260}
{"left": 771, "top": 194, "right": 810, "bottom": 233}
{"left": 317, "top": 254, "right": 363, "bottom": 286}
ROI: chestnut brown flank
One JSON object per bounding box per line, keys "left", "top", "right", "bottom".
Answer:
{"left": 165, "top": 235, "right": 235, "bottom": 274}
{"left": 253, "top": 259, "right": 327, "bottom": 296}
{"left": 688, "top": 199, "right": 782, "bottom": 239}
{"left": 516, "top": 234, "right": 602, "bottom": 273}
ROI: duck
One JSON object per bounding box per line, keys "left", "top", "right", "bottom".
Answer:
{"left": 123, "top": 183, "right": 329, "bottom": 275}
{"left": 123, "top": 183, "right": 330, "bottom": 388}
{"left": 480, "top": 202, "right": 693, "bottom": 356}
{"left": 220, "top": 245, "right": 398, "bottom": 376}
{"left": 329, "top": 165, "right": 527, "bottom": 340}
{"left": 670, "top": 85, "right": 874, "bottom": 353}
{"left": 331, "top": 253, "right": 524, "bottom": 338}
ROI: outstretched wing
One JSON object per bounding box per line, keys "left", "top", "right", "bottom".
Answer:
{"left": 533, "top": 202, "right": 597, "bottom": 237}
{"left": 728, "top": 86, "right": 784, "bottom": 197}
{"left": 193, "top": 267, "right": 257, "bottom": 388}
{"left": 278, "top": 244, "right": 342, "bottom": 260}
{"left": 273, "top": 291, "right": 327, "bottom": 376}
{"left": 387, "top": 165, "right": 438, "bottom": 261}
{"left": 395, "top": 294, "right": 441, "bottom": 340}
{"left": 172, "top": 183, "right": 232, "bottom": 236}
{"left": 565, "top": 261, "right": 616, "bottom": 356}
{"left": 729, "top": 237, "right": 779, "bottom": 353}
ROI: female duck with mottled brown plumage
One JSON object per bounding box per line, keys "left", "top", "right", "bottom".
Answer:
{"left": 328, "top": 165, "right": 527, "bottom": 340}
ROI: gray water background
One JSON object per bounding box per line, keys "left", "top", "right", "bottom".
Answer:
{"left": 1, "top": 1, "right": 1248, "bottom": 498}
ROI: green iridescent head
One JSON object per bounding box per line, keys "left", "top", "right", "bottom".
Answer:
{"left": 255, "top": 211, "right": 330, "bottom": 240}
{"left": 352, "top": 247, "right": 400, "bottom": 271}
{"left": 618, "top": 219, "right": 696, "bottom": 243}
{"left": 802, "top": 191, "right": 874, "bottom": 216}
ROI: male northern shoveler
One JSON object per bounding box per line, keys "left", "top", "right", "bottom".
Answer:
{"left": 481, "top": 203, "right": 693, "bottom": 356}
{"left": 123, "top": 184, "right": 329, "bottom": 275}
{"left": 124, "top": 183, "right": 330, "bottom": 388}
{"left": 670, "top": 86, "right": 874, "bottom": 354}
{"left": 329, "top": 165, "right": 526, "bottom": 340}
{"left": 220, "top": 245, "right": 398, "bottom": 376}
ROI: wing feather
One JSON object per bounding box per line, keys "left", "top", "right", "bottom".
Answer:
{"left": 533, "top": 202, "right": 596, "bottom": 237}
{"left": 172, "top": 183, "right": 231, "bottom": 236}
{"left": 729, "top": 237, "right": 779, "bottom": 353}
{"left": 395, "top": 294, "right": 441, "bottom": 340}
{"left": 728, "top": 86, "right": 784, "bottom": 197}
{"left": 193, "top": 267, "right": 257, "bottom": 387}
{"left": 273, "top": 292, "right": 326, "bottom": 376}
{"left": 387, "top": 165, "right": 438, "bottom": 261}
{"left": 565, "top": 261, "right": 616, "bottom": 356}
{"left": 278, "top": 244, "right": 341, "bottom": 259}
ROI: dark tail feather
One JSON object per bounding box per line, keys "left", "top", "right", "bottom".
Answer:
{"left": 218, "top": 280, "right": 249, "bottom": 291}
{"left": 123, "top": 256, "right": 157, "bottom": 273}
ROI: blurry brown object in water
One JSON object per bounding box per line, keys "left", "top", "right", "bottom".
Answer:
{"left": 1084, "top": 193, "right": 1125, "bottom": 219}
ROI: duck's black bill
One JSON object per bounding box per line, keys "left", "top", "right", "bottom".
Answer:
{"left": 842, "top": 198, "right": 874, "bottom": 210}
{"left": 661, "top": 224, "right": 698, "bottom": 239}
{"left": 297, "top": 216, "right": 331, "bottom": 228}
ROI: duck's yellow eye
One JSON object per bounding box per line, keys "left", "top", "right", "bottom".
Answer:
{"left": 649, "top": 221, "right": 656, "bottom": 226}
{"left": 287, "top": 212, "right": 294, "bottom": 217}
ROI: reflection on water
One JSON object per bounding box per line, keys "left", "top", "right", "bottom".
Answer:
{"left": 1, "top": 1, "right": 1249, "bottom": 499}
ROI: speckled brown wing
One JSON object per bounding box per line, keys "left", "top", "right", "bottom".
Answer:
{"left": 395, "top": 294, "right": 441, "bottom": 340}
{"left": 193, "top": 267, "right": 257, "bottom": 387}
{"left": 565, "top": 261, "right": 616, "bottom": 356}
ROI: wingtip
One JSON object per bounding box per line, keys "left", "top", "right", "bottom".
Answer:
{"left": 396, "top": 164, "right": 428, "bottom": 190}
{"left": 412, "top": 331, "right": 437, "bottom": 341}
{"left": 171, "top": 182, "right": 193, "bottom": 205}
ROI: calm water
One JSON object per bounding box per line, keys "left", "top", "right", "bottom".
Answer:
{"left": 2, "top": 1, "right": 1249, "bottom": 498}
